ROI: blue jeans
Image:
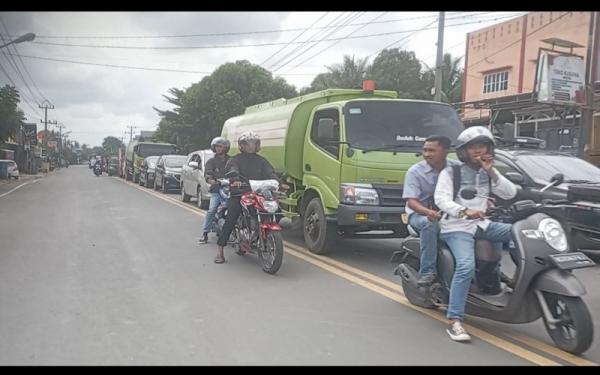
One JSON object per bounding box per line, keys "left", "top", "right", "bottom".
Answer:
{"left": 408, "top": 213, "right": 440, "bottom": 276}
{"left": 202, "top": 192, "right": 224, "bottom": 233}
{"left": 439, "top": 222, "right": 512, "bottom": 321}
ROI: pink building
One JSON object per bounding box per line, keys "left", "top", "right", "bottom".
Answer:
{"left": 460, "top": 11, "right": 600, "bottom": 163}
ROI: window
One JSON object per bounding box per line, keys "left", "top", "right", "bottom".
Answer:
{"left": 483, "top": 71, "right": 509, "bottom": 93}
{"left": 310, "top": 109, "right": 340, "bottom": 158}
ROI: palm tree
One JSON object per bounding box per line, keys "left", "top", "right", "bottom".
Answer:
{"left": 423, "top": 53, "right": 464, "bottom": 103}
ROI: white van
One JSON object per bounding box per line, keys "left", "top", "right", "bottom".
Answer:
{"left": 180, "top": 149, "right": 214, "bottom": 209}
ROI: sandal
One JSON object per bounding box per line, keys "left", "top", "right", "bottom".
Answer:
{"left": 214, "top": 255, "right": 225, "bottom": 264}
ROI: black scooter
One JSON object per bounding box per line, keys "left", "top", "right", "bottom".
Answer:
{"left": 391, "top": 174, "right": 596, "bottom": 354}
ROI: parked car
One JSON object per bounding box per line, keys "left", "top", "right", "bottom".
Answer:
{"left": 180, "top": 149, "right": 214, "bottom": 208}
{"left": 154, "top": 154, "right": 187, "bottom": 193}
{"left": 0, "top": 159, "right": 19, "bottom": 179}
{"left": 108, "top": 157, "right": 119, "bottom": 176}
{"left": 139, "top": 156, "right": 159, "bottom": 188}
{"left": 492, "top": 138, "right": 600, "bottom": 257}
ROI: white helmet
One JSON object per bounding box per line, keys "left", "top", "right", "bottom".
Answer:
{"left": 238, "top": 131, "right": 261, "bottom": 152}
{"left": 210, "top": 136, "right": 230, "bottom": 153}
{"left": 456, "top": 126, "right": 495, "bottom": 162}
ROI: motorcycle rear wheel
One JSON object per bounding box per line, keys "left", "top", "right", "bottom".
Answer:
{"left": 541, "top": 292, "right": 593, "bottom": 355}
{"left": 259, "top": 231, "right": 283, "bottom": 275}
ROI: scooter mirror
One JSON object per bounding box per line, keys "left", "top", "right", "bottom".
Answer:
{"left": 550, "top": 173, "right": 564, "bottom": 185}
{"left": 460, "top": 189, "right": 477, "bottom": 200}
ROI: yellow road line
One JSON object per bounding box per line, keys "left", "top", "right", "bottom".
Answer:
{"left": 116, "top": 177, "right": 598, "bottom": 366}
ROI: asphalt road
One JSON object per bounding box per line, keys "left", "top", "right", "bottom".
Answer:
{"left": 0, "top": 165, "right": 598, "bottom": 365}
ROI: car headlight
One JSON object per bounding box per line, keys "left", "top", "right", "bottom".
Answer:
{"left": 340, "top": 183, "right": 379, "bottom": 205}
{"left": 262, "top": 200, "right": 279, "bottom": 213}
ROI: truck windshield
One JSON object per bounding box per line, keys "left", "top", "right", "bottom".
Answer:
{"left": 344, "top": 101, "right": 463, "bottom": 151}
{"left": 138, "top": 144, "right": 177, "bottom": 158}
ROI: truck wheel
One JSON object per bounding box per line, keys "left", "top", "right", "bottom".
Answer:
{"left": 133, "top": 173, "right": 139, "bottom": 184}
{"left": 126, "top": 169, "right": 132, "bottom": 181}
{"left": 181, "top": 184, "right": 191, "bottom": 202}
{"left": 303, "top": 198, "right": 337, "bottom": 254}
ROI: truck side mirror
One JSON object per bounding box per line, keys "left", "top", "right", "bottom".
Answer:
{"left": 317, "top": 118, "right": 336, "bottom": 141}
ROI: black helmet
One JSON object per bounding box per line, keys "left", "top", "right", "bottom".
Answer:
{"left": 455, "top": 126, "right": 495, "bottom": 162}
{"left": 210, "top": 136, "right": 230, "bottom": 153}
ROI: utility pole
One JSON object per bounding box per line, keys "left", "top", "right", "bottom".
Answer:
{"left": 578, "top": 11, "right": 598, "bottom": 158}
{"left": 55, "top": 123, "right": 66, "bottom": 167}
{"left": 39, "top": 100, "right": 55, "bottom": 161}
{"left": 126, "top": 125, "right": 138, "bottom": 142}
{"left": 433, "top": 11, "right": 445, "bottom": 102}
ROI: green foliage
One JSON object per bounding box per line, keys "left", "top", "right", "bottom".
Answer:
{"left": 102, "top": 136, "right": 125, "bottom": 155}
{"left": 154, "top": 60, "right": 297, "bottom": 154}
{"left": 0, "top": 85, "right": 25, "bottom": 143}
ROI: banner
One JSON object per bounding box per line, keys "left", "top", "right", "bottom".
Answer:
{"left": 535, "top": 51, "right": 585, "bottom": 105}
{"left": 22, "top": 123, "right": 37, "bottom": 145}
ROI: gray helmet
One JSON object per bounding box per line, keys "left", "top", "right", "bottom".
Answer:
{"left": 455, "top": 126, "right": 495, "bottom": 162}
{"left": 210, "top": 136, "right": 230, "bottom": 153}
{"left": 238, "top": 131, "right": 261, "bottom": 152}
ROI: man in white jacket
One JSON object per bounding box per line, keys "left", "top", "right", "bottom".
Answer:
{"left": 434, "top": 126, "right": 517, "bottom": 342}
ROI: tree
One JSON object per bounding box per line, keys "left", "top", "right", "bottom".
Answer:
{"left": 368, "top": 48, "right": 428, "bottom": 99}
{"left": 422, "top": 53, "right": 464, "bottom": 103}
{"left": 303, "top": 55, "right": 370, "bottom": 94}
{"left": 154, "top": 60, "right": 297, "bottom": 154}
{"left": 0, "top": 85, "right": 25, "bottom": 143}
{"left": 102, "top": 136, "right": 125, "bottom": 155}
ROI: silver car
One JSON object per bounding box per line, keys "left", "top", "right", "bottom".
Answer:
{"left": 180, "top": 149, "right": 214, "bottom": 209}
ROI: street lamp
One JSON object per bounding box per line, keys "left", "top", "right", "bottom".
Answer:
{"left": 0, "top": 32, "right": 36, "bottom": 49}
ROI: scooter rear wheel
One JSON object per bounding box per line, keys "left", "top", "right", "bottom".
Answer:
{"left": 541, "top": 292, "right": 594, "bottom": 355}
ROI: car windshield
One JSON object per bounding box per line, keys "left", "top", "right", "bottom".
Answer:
{"left": 344, "top": 101, "right": 464, "bottom": 151}
{"left": 516, "top": 154, "right": 600, "bottom": 183}
{"left": 138, "top": 144, "right": 177, "bottom": 158}
{"left": 165, "top": 156, "right": 187, "bottom": 168}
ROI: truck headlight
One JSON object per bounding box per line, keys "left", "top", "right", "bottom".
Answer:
{"left": 539, "top": 218, "right": 568, "bottom": 252}
{"left": 340, "top": 183, "right": 379, "bottom": 205}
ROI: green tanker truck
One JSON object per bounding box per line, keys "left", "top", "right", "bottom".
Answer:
{"left": 221, "top": 85, "right": 464, "bottom": 254}
{"left": 125, "top": 140, "right": 178, "bottom": 183}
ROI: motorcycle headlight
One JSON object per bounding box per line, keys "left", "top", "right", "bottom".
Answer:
{"left": 262, "top": 200, "right": 279, "bottom": 213}
{"left": 340, "top": 183, "right": 379, "bottom": 205}
{"left": 539, "top": 218, "right": 568, "bottom": 252}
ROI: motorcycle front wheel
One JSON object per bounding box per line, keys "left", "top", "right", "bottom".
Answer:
{"left": 259, "top": 231, "right": 283, "bottom": 275}
{"left": 541, "top": 292, "right": 594, "bottom": 355}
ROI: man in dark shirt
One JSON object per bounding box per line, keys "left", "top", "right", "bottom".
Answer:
{"left": 198, "top": 137, "right": 231, "bottom": 244}
{"left": 214, "top": 131, "right": 288, "bottom": 263}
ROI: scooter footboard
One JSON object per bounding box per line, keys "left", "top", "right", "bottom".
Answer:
{"left": 533, "top": 269, "right": 587, "bottom": 297}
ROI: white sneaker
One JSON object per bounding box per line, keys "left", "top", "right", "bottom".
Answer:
{"left": 447, "top": 321, "right": 471, "bottom": 342}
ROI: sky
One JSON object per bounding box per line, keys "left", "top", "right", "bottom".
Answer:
{"left": 0, "top": 11, "right": 526, "bottom": 148}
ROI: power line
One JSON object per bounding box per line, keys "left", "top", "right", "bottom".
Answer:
{"left": 282, "top": 12, "right": 389, "bottom": 76}
{"left": 367, "top": 18, "right": 439, "bottom": 61}
{"left": 6, "top": 52, "right": 321, "bottom": 76}
{"left": 272, "top": 12, "right": 364, "bottom": 73}
{"left": 0, "top": 61, "right": 43, "bottom": 117}
{"left": 0, "top": 33, "right": 42, "bottom": 106}
{"left": 11, "top": 12, "right": 496, "bottom": 40}
{"left": 260, "top": 12, "right": 330, "bottom": 66}
{"left": 267, "top": 12, "right": 355, "bottom": 71}
{"left": 27, "top": 14, "right": 527, "bottom": 51}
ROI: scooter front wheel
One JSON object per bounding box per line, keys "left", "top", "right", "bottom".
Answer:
{"left": 541, "top": 292, "right": 594, "bottom": 355}
{"left": 259, "top": 231, "right": 283, "bottom": 275}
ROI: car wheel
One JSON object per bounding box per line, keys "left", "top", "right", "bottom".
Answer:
{"left": 162, "top": 179, "right": 168, "bottom": 194}
{"left": 181, "top": 183, "right": 191, "bottom": 202}
{"left": 153, "top": 177, "right": 159, "bottom": 190}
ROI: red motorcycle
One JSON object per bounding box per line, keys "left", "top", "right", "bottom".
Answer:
{"left": 225, "top": 172, "right": 285, "bottom": 275}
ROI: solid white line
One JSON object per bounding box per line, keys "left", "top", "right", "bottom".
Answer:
{"left": 0, "top": 179, "right": 39, "bottom": 198}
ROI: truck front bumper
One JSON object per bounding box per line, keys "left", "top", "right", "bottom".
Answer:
{"left": 336, "top": 203, "right": 406, "bottom": 227}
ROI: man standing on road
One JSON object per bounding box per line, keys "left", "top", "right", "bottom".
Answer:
{"left": 198, "top": 137, "right": 231, "bottom": 244}
{"left": 402, "top": 135, "right": 459, "bottom": 286}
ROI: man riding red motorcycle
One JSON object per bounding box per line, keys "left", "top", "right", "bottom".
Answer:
{"left": 214, "top": 131, "right": 289, "bottom": 270}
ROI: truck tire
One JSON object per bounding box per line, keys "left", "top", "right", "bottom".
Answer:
{"left": 126, "top": 168, "right": 132, "bottom": 181}
{"left": 303, "top": 198, "right": 337, "bottom": 254}
{"left": 133, "top": 173, "right": 139, "bottom": 184}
